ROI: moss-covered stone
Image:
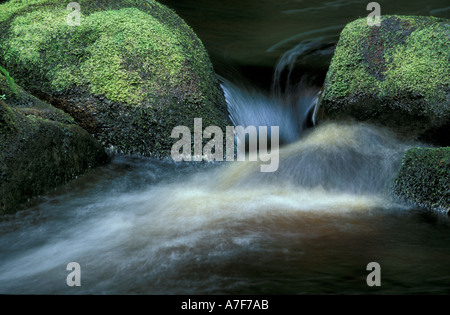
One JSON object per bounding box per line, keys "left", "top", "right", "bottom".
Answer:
{"left": 0, "top": 0, "right": 231, "bottom": 157}
{"left": 0, "top": 72, "right": 109, "bottom": 215}
{"left": 393, "top": 147, "right": 449, "bottom": 213}
{"left": 318, "top": 15, "right": 449, "bottom": 146}
{"left": 0, "top": 67, "right": 75, "bottom": 124}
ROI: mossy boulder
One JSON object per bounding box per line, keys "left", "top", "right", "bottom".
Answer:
{"left": 0, "top": 0, "right": 231, "bottom": 157}
{"left": 318, "top": 15, "right": 449, "bottom": 146}
{"left": 0, "top": 72, "right": 109, "bottom": 215}
{"left": 0, "top": 66, "right": 75, "bottom": 124}
{"left": 393, "top": 147, "right": 449, "bottom": 213}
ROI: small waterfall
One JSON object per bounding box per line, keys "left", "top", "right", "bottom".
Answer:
{"left": 220, "top": 40, "right": 322, "bottom": 147}
{"left": 221, "top": 80, "right": 299, "bottom": 144}
{"left": 215, "top": 121, "right": 416, "bottom": 195}
{"left": 1, "top": 0, "right": 449, "bottom": 296}
{"left": 219, "top": 42, "right": 418, "bottom": 196}
{"left": 220, "top": 38, "right": 320, "bottom": 149}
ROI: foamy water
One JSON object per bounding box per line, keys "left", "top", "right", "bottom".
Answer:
{"left": 1, "top": 122, "right": 448, "bottom": 294}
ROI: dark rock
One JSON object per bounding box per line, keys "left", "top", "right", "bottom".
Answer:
{"left": 0, "top": 73, "right": 109, "bottom": 215}
{"left": 318, "top": 15, "right": 449, "bottom": 146}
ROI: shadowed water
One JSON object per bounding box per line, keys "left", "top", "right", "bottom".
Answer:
{"left": 161, "top": 0, "right": 450, "bottom": 73}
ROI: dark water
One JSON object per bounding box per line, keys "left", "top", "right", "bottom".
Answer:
{"left": 0, "top": 0, "right": 449, "bottom": 295}
{"left": 161, "top": 0, "right": 450, "bottom": 86}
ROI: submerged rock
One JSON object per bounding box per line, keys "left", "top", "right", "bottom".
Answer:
{"left": 393, "top": 147, "right": 449, "bottom": 213}
{"left": 0, "top": 72, "right": 109, "bottom": 215}
{"left": 0, "top": 0, "right": 230, "bottom": 157}
{"left": 318, "top": 15, "right": 449, "bottom": 146}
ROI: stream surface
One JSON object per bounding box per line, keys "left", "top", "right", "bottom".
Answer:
{"left": 1, "top": 122, "right": 449, "bottom": 294}
{"left": 0, "top": 0, "right": 449, "bottom": 295}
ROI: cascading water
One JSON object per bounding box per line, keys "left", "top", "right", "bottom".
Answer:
{"left": 221, "top": 77, "right": 320, "bottom": 146}
{"left": 1, "top": 79, "right": 448, "bottom": 294}
{"left": 1, "top": 9, "right": 450, "bottom": 295}
{"left": 219, "top": 42, "right": 413, "bottom": 197}
{"left": 222, "top": 41, "right": 322, "bottom": 147}
{"left": 2, "top": 113, "right": 448, "bottom": 294}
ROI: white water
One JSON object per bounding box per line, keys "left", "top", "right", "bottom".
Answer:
{"left": 1, "top": 67, "right": 449, "bottom": 294}
{"left": 2, "top": 117, "right": 439, "bottom": 294}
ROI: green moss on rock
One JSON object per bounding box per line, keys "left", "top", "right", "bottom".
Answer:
{"left": 0, "top": 69, "right": 76, "bottom": 124}
{"left": 0, "top": 72, "right": 109, "bottom": 215}
{"left": 318, "top": 15, "right": 449, "bottom": 146}
{"left": 0, "top": 0, "right": 231, "bottom": 157}
{"left": 393, "top": 147, "right": 449, "bottom": 213}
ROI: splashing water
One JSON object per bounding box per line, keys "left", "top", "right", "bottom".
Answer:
{"left": 0, "top": 46, "right": 449, "bottom": 294}
{"left": 2, "top": 115, "right": 445, "bottom": 295}
{"left": 221, "top": 77, "right": 320, "bottom": 147}
{"left": 221, "top": 37, "right": 323, "bottom": 149}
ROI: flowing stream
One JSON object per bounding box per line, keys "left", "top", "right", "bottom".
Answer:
{"left": 0, "top": 0, "right": 449, "bottom": 295}
{"left": 1, "top": 102, "right": 449, "bottom": 295}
